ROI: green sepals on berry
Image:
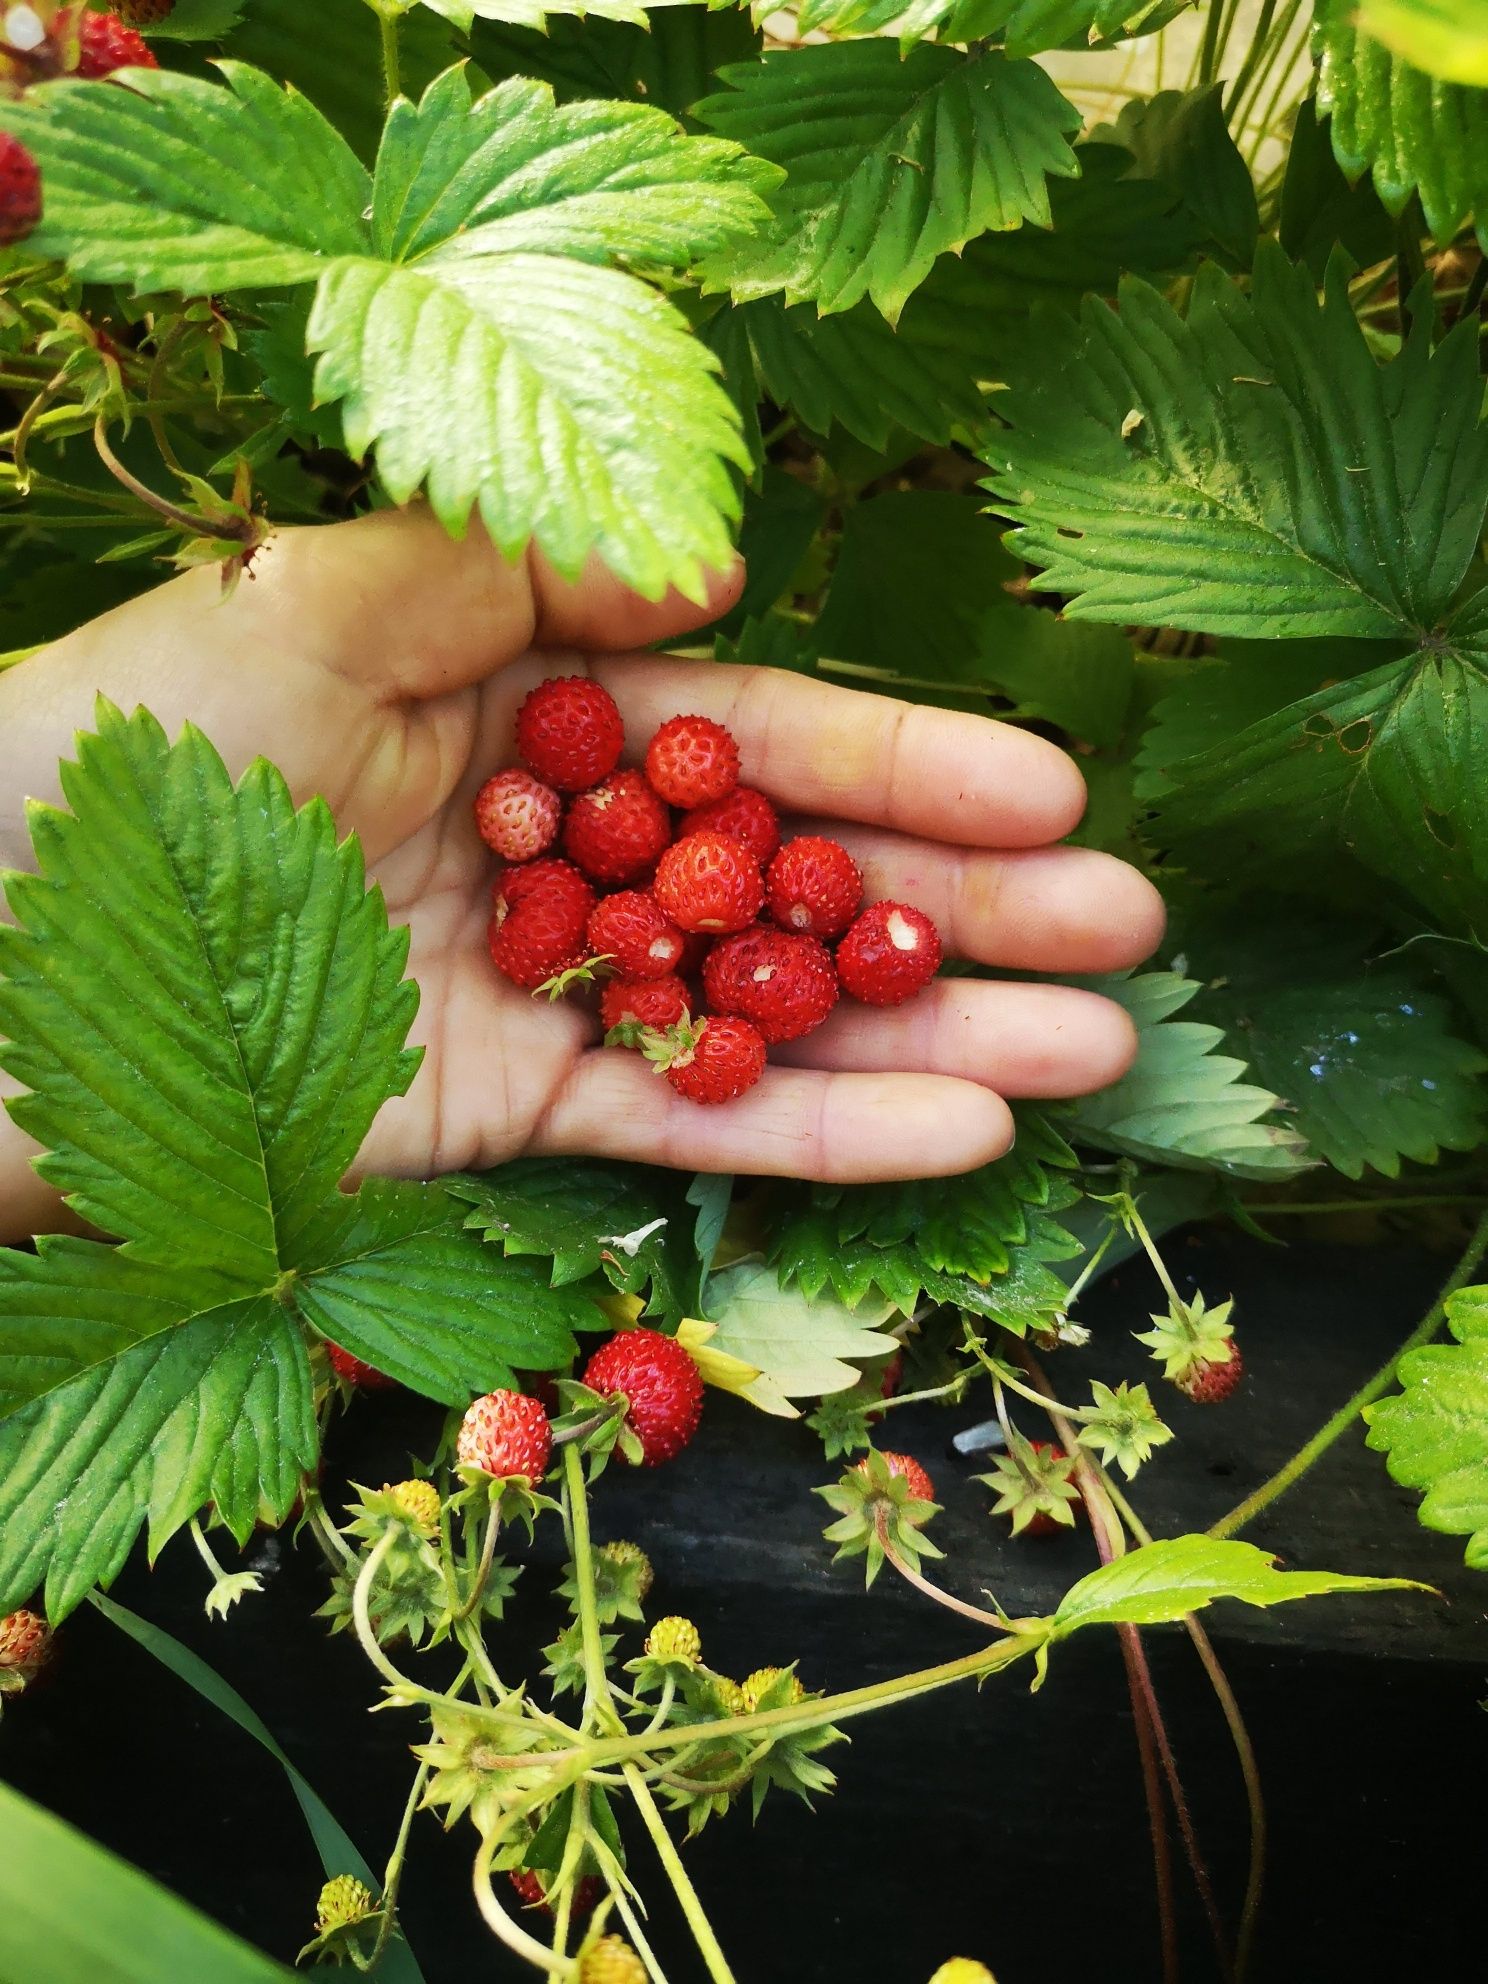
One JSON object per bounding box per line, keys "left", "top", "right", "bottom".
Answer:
{"left": 536, "top": 953, "right": 617, "bottom": 1000}
{"left": 817, "top": 1447, "right": 943, "bottom": 1587}
{"left": 977, "top": 1433, "right": 1081, "bottom": 1537}
{"left": 543, "top": 1617, "right": 618, "bottom": 1698}
{"left": 342, "top": 1479, "right": 441, "bottom": 1546}
{"left": 415, "top": 1699, "right": 557, "bottom": 1837}
{"left": 550, "top": 1378, "right": 638, "bottom": 1474}
{"left": 1075, "top": 1379, "right": 1175, "bottom": 1481}
{"left": 558, "top": 1539, "right": 654, "bottom": 1624}
{"left": 1134, "top": 1290, "right": 1240, "bottom": 1393}
{"left": 806, "top": 1389, "right": 877, "bottom": 1461}
{"left": 626, "top": 1613, "right": 703, "bottom": 1694}
{"left": 298, "top": 1873, "right": 382, "bottom": 1968}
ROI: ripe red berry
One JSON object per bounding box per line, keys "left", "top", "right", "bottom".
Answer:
{"left": 653, "top": 833, "right": 764, "bottom": 934}
{"left": 489, "top": 858, "right": 594, "bottom": 991}
{"left": 660, "top": 1013, "right": 766, "bottom": 1104}
{"left": 587, "top": 890, "right": 684, "bottom": 979}
{"left": 601, "top": 974, "right": 691, "bottom": 1037}
{"left": 516, "top": 676, "right": 624, "bottom": 792}
{"left": 76, "top": 12, "right": 160, "bottom": 77}
{"left": 0, "top": 134, "right": 41, "bottom": 247}
{"left": 326, "top": 1342, "right": 398, "bottom": 1390}
{"left": 766, "top": 836, "right": 863, "bottom": 939}
{"left": 510, "top": 1870, "right": 601, "bottom": 1918}
{"left": 583, "top": 1328, "right": 704, "bottom": 1466}
{"left": 563, "top": 770, "right": 670, "bottom": 885}
{"left": 856, "top": 1450, "right": 935, "bottom": 1502}
{"left": 680, "top": 786, "right": 780, "bottom": 867}
{"left": 836, "top": 901, "right": 943, "bottom": 1005}
{"left": 0, "top": 1609, "right": 51, "bottom": 1680}
{"left": 474, "top": 769, "right": 560, "bottom": 863}
{"left": 457, "top": 1390, "right": 553, "bottom": 1483}
{"left": 1177, "top": 1342, "right": 1245, "bottom": 1404}
{"left": 645, "top": 714, "right": 740, "bottom": 808}
{"left": 702, "top": 927, "right": 837, "bottom": 1044}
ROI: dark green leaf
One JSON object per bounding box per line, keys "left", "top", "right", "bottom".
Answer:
{"left": 1365, "top": 1284, "right": 1488, "bottom": 1568}
{"left": 1098, "top": 86, "right": 1258, "bottom": 265}
{"left": 1279, "top": 95, "right": 1395, "bottom": 280}
{"left": 467, "top": 7, "right": 761, "bottom": 117}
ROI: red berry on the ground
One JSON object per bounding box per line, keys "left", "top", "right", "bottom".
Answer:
{"left": 661, "top": 1013, "right": 766, "bottom": 1104}
{"left": 583, "top": 1328, "right": 704, "bottom": 1466}
{"left": 456, "top": 1390, "right": 553, "bottom": 1483}
{"left": 0, "top": 1609, "right": 51, "bottom": 1678}
{"left": 836, "top": 901, "right": 942, "bottom": 1006}
{"left": 653, "top": 833, "right": 764, "bottom": 934}
{"left": 856, "top": 1450, "right": 935, "bottom": 1502}
{"left": 681, "top": 786, "right": 780, "bottom": 867}
{"left": 515, "top": 676, "right": 624, "bottom": 792}
{"left": 327, "top": 1342, "right": 398, "bottom": 1390}
{"left": 587, "top": 890, "right": 684, "bottom": 979}
{"left": 474, "top": 769, "right": 561, "bottom": 862}
{"left": 1177, "top": 1343, "right": 1245, "bottom": 1404}
{"left": 702, "top": 927, "right": 837, "bottom": 1044}
{"left": 76, "top": 12, "right": 159, "bottom": 77}
{"left": 563, "top": 770, "right": 670, "bottom": 885}
{"left": 766, "top": 837, "right": 863, "bottom": 939}
{"left": 489, "top": 858, "right": 594, "bottom": 990}
{"left": 0, "top": 134, "right": 41, "bottom": 246}
{"left": 645, "top": 714, "right": 740, "bottom": 808}
{"left": 601, "top": 974, "right": 691, "bottom": 1037}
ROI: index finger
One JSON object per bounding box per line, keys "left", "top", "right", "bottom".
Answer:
{"left": 588, "top": 653, "right": 1088, "bottom": 848}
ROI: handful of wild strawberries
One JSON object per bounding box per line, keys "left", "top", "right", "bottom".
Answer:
{"left": 475, "top": 676, "right": 944, "bottom": 1104}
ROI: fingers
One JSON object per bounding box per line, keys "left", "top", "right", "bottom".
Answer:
{"left": 530, "top": 1052, "right": 1016, "bottom": 1182}
{"left": 772, "top": 979, "right": 1139, "bottom": 1097}
{"left": 587, "top": 654, "right": 1087, "bottom": 848}
{"left": 782, "top": 831, "right": 1165, "bottom": 973}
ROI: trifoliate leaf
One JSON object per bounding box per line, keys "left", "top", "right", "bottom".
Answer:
{"left": 0, "top": 703, "right": 418, "bottom": 1274}
{"left": 1360, "top": 0, "right": 1488, "bottom": 85}
{"left": 702, "top": 1262, "right": 900, "bottom": 1417}
{"left": 1059, "top": 973, "right": 1313, "bottom": 1179}
{"left": 1364, "top": 1286, "right": 1488, "bottom": 1569}
{"left": 291, "top": 1181, "right": 588, "bottom": 1402}
{"left": 1181, "top": 911, "right": 1488, "bottom": 1179}
{"left": 695, "top": 43, "right": 1081, "bottom": 320}
{"left": 1315, "top": 0, "right": 1488, "bottom": 243}
{"left": 986, "top": 245, "right": 1488, "bottom": 640}
{"left": 0, "top": 1299, "right": 315, "bottom": 1619}
{"left": 1050, "top": 1536, "right": 1427, "bottom": 1637}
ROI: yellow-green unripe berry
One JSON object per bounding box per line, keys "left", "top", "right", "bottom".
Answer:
{"left": 645, "top": 1614, "right": 701, "bottom": 1662}
{"left": 316, "top": 1874, "right": 377, "bottom": 1932}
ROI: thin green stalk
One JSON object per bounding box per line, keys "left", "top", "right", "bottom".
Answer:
{"left": 1212, "top": 1209, "right": 1488, "bottom": 1540}
{"left": 351, "top": 1762, "right": 430, "bottom": 1972}
{"left": 878, "top": 1516, "right": 1012, "bottom": 1633}
{"left": 1241, "top": 1195, "right": 1488, "bottom": 1217}
{"left": 473, "top": 1822, "right": 571, "bottom": 1975}
{"left": 562, "top": 1444, "right": 620, "bottom": 1734}
{"left": 351, "top": 1530, "right": 413, "bottom": 1693}
{"left": 449, "top": 1502, "right": 502, "bottom": 1625}
{"left": 624, "top": 1763, "right": 738, "bottom": 1984}
{"left": 1460, "top": 254, "right": 1488, "bottom": 320}
{"left": 1225, "top": 0, "right": 1278, "bottom": 112}
{"left": 378, "top": 7, "right": 402, "bottom": 107}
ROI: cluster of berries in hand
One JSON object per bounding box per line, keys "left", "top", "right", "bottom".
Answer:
{"left": 0, "top": 8, "right": 167, "bottom": 246}
{"left": 477, "top": 676, "right": 944, "bottom": 1103}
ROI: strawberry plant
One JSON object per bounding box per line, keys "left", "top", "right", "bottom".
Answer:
{"left": 0, "top": 1, "right": 1486, "bottom": 1980}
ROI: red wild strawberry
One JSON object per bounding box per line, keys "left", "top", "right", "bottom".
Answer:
{"left": 583, "top": 1328, "right": 704, "bottom": 1466}
{"left": 0, "top": 1609, "right": 51, "bottom": 1686}
{"left": 601, "top": 974, "right": 690, "bottom": 1038}
{"left": 326, "top": 1342, "right": 398, "bottom": 1391}
{"left": 836, "top": 901, "right": 942, "bottom": 1006}
{"left": 587, "top": 890, "right": 684, "bottom": 979}
{"left": 77, "top": 12, "right": 160, "bottom": 77}
{"left": 0, "top": 135, "right": 41, "bottom": 246}
{"left": 646, "top": 1012, "right": 766, "bottom": 1104}
{"left": 457, "top": 1390, "right": 553, "bottom": 1483}
{"left": 681, "top": 786, "right": 780, "bottom": 867}
{"left": 1177, "top": 1342, "right": 1245, "bottom": 1404}
{"left": 856, "top": 1450, "right": 935, "bottom": 1502}
{"left": 516, "top": 676, "right": 624, "bottom": 792}
{"left": 702, "top": 927, "right": 837, "bottom": 1044}
{"left": 653, "top": 833, "right": 763, "bottom": 934}
{"left": 473, "top": 769, "right": 560, "bottom": 863}
{"left": 489, "top": 858, "right": 594, "bottom": 990}
{"left": 563, "top": 770, "right": 670, "bottom": 885}
{"left": 509, "top": 1869, "right": 601, "bottom": 1918}
{"left": 766, "top": 836, "right": 862, "bottom": 939}
{"left": 645, "top": 714, "right": 740, "bottom": 808}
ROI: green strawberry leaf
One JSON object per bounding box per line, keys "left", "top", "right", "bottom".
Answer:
{"left": 1278, "top": 93, "right": 1395, "bottom": 280}
{"left": 1096, "top": 85, "right": 1258, "bottom": 266}
{"left": 1365, "top": 1285, "right": 1488, "bottom": 1569}
{"left": 0, "top": 1299, "right": 315, "bottom": 1619}
{"left": 467, "top": 7, "right": 761, "bottom": 115}
{"left": 999, "top": 0, "right": 1192, "bottom": 58}
{"left": 985, "top": 245, "right": 1488, "bottom": 639}
{"left": 143, "top": 0, "right": 247, "bottom": 38}
{"left": 1059, "top": 972, "right": 1314, "bottom": 1179}
{"left": 292, "top": 1180, "right": 589, "bottom": 1403}
{"left": 1315, "top": 0, "right": 1488, "bottom": 244}
{"left": 1359, "top": 0, "right": 1488, "bottom": 85}
{"left": 0, "top": 703, "right": 418, "bottom": 1274}
{"left": 695, "top": 43, "right": 1081, "bottom": 320}
{"left": 418, "top": 0, "right": 649, "bottom": 25}
{"left": 1050, "top": 1535, "right": 1427, "bottom": 1638}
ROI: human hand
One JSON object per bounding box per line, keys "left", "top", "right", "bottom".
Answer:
{"left": 0, "top": 507, "right": 1162, "bottom": 1235}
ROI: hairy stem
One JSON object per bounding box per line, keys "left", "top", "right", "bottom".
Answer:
{"left": 352, "top": 1762, "right": 430, "bottom": 1971}
{"left": 624, "top": 1763, "right": 738, "bottom": 1984}
{"left": 1211, "top": 1209, "right": 1488, "bottom": 1540}
{"left": 450, "top": 1502, "right": 502, "bottom": 1625}
{"left": 879, "top": 1516, "right": 1012, "bottom": 1632}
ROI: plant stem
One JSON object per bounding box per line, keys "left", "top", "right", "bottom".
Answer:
{"left": 1211, "top": 1209, "right": 1488, "bottom": 1540}
{"left": 1460, "top": 253, "right": 1488, "bottom": 321}
{"left": 473, "top": 1825, "right": 571, "bottom": 1976}
{"left": 1241, "top": 1195, "right": 1488, "bottom": 1216}
{"left": 353, "top": 1762, "right": 430, "bottom": 1971}
{"left": 351, "top": 1531, "right": 415, "bottom": 1693}
{"left": 377, "top": 6, "right": 402, "bottom": 107}
{"left": 562, "top": 1444, "right": 619, "bottom": 1733}
{"left": 1184, "top": 1618, "right": 1266, "bottom": 1983}
{"left": 624, "top": 1763, "right": 738, "bottom": 1984}
{"left": 1225, "top": 0, "right": 1277, "bottom": 113}
{"left": 450, "top": 1502, "right": 502, "bottom": 1625}
{"left": 879, "top": 1518, "right": 1012, "bottom": 1632}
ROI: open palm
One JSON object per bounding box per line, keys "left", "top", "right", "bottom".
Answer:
{"left": 0, "top": 508, "right": 1162, "bottom": 1229}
